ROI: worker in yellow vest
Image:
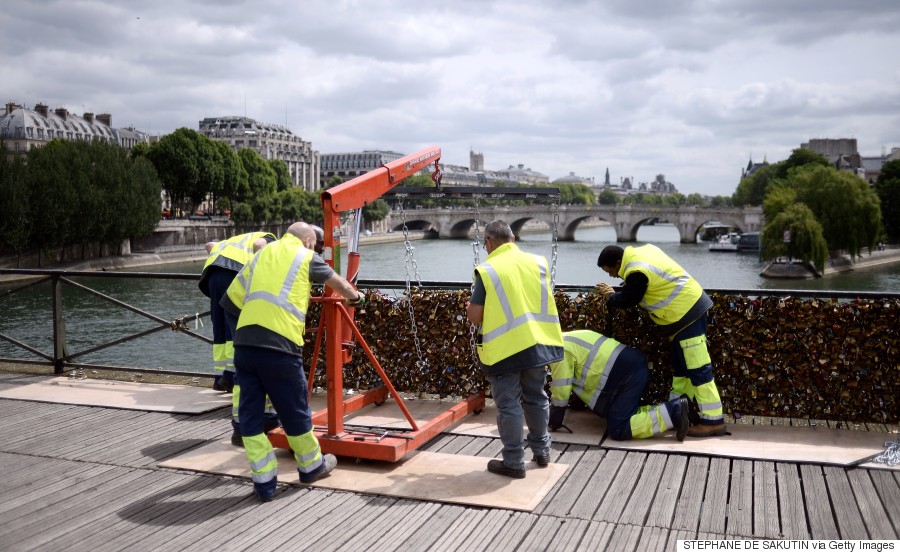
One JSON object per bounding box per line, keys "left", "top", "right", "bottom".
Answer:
{"left": 596, "top": 244, "right": 726, "bottom": 437}
{"left": 549, "top": 330, "right": 690, "bottom": 440}
{"left": 220, "top": 221, "right": 365, "bottom": 501}
{"left": 466, "top": 220, "right": 564, "bottom": 479}
{"left": 201, "top": 232, "right": 281, "bottom": 445}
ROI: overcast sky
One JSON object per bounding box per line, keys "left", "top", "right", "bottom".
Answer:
{"left": 4, "top": 0, "right": 899, "bottom": 196}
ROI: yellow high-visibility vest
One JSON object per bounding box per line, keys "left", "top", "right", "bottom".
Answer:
{"left": 203, "top": 231, "right": 275, "bottom": 271}
{"left": 226, "top": 234, "right": 313, "bottom": 347}
{"left": 550, "top": 330, "right": 626, "bottom": 409}
{"left": 475, "top": 243, "right": 562, "bottom": 366}
{"left": 620, "top": 244, "right": 704, "bottom": 327}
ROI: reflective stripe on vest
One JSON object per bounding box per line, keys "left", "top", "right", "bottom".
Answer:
{"left": 480, "top": 257, "right": 558, "bottom": 344}
{"left": 560, "top": 332, "right": 625, "bottom": 410}
{"left": 621, "top": 244, "right": 703, "bottom": 326}
{"left": 203, "top": 232, "right": 272, "bottom": 271}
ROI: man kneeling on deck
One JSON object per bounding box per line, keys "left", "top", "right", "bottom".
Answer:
{"left": 220, "top": 221, "right": 365, "bottom": 501}
{"left": 548, "top": 330, "right": 692, "bottom": 441}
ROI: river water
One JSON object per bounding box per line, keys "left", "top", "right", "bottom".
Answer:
{"left": 1, "top": 224, "right": 897, "bottom": 372}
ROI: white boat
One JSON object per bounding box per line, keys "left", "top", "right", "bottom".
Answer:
{"left": 708, "top": 232, "right": 740, "bottom": 252}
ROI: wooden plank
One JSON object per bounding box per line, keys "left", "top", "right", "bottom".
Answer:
{"left": 725, "top": 459, "right": 753, "bottom": 536}
{"left": 645, "top": 454, "right": 688, "bottom": 529}
{"left": 390, "top": 503, "right": 469, "bottom": 551}
{"left": 579, "top": 520, "right": 616, "bottom": 549}
{"left": 545, "top": 518, "right": 591, "bottom": 552}
{"left": 605, "top": 522, "right": 643, "bottom": 552}
{"left": 418, "top": 506, "right": 482, "bottom": 552}
{"left": 666, "top": 529, "right": 697, "bottom": 548}
{"left": 439, "top": 508, "right": 512, "bottom": 552}
{"left": 698, "top": 458, "right": 729, "bottom": 534}
{"left": 160, "top": 490, "right": 279, "bottom": 551}
{"left": 455, "top": 435, "right": 497, "bottom": 456}
{"left": 776, "top": 462, "right": 810, "bottom": 539}
{"left": 369, "top": 502, "right": 443, "bottom": 551}
{"left": 521, "top": 515, "right": 565, "bottom": 549}
{"left": 23, "top": 409, "right": 147, "bottom": 456}
{"left": 753, "top": 461, "right": 779, "bottom": 538}
{"left": 8, "top": 469, "right": 182, "bottom": 551}
{"left": 845, "top": 468, "right": 897, "bottom": 539}
{"left": 0, "top": 463, "right": 117, "bottom": 518}
{"left": 869, "top": 469, "right": 900, "bottom": 537}
{"left": 671, "top": 456, "right": 709, "bottom": 532}
{"left": 636, "top": 525, "right": 670, "bottom": 552}
{"left": 593, "top": 452, "right": 645, "bottom": 522}
{"left": 799, "top": 464, "right": 839, "bottom": 539}
{"left": 481, "top": 511, "right": 537, "bottom": 551}
{"left": 535, "top": 446, "right": 592, "bottom": 516}
{"left": 619, "top": 451, "right": 667, "bottom": 526}
{"left": 822, "top": 465, "right": 869, "bottom": 539}
{"left": 310, "top": 496, "right": 397, "bottom": 552}
{"left": 567, "top": 448, "right": 623, "bottom": 520}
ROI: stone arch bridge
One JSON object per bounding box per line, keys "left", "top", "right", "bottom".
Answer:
{"left": 383, "top": 204, "right": 763, "bottom": 243}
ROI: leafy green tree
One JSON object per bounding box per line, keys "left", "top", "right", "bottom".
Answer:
{"left": 278, "top": 187, "right": 323, "bottom": 224}
{"left": 709, "top": 195, "right": 732, "bottom": 207}
{"left": 662, "top": 193, "right": 685, "bottom": 206}
{"left": 685, "top": 193, "right": 704, "bottom": 206}
{"left": 876, "top": 159, "right": 900, "bottom": 240}
{"left": 790, "top": 165, "right": 881, "bottom": 258}
{"left": 238, "top": 148, "right": 277, "bottom": 199}
{"left": 326, "top": 176, "right": 343, "bottom": 189}
{"left": 362, "top": 198, "right": 390, "bottom": 223}
{"left": 0, "top": 149, "right": 32, "bottom": 256}
{"left": 598, "top": 189, "right": 618, "bottom": 205}
{"left": 761, "top": 203, "right": 828, "bottom": 273}
{"left": 777, "top": 148, "right": 830, "bottom": 178}
{"left": 762, "top": 185, "right": 796, "bottom": 221}
{"left": 230, "top": 202, "right": 254, "bottom": 224}
{"left": 214, "top": 141, "right": 248, "bottom": 207}
{"left": 25, "top": 140, "right": 81, "bottom": 256}
{"left": 733, "top": 163, "right": 780, "bottom": 206}
{"left": 147, "top": 128, "right": 202, "bottom": 213}
{"left": 269, "top": 159, "right": 292, "bottom": 192}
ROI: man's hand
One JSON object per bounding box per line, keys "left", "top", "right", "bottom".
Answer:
{"left": 596, "top": 282, "right": 615, "bottom": 299}
{"left": 347, "top": 291, "right": 366, "bottom": 308}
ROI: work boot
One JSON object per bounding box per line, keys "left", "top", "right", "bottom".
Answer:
{"left": 674, "top": 396, "right": 690, "bottom": 442}
{"left": 487, "top": 459, "right": 526, "bottom": 479}
{"left": 299, "top": 454, "right": 337, "bottom": 484}
{"left": 532, "top": 453, "right": 550, "bottom": 467}
{"left": 231, "top": 429, "right": 243, "bottom": 447}
{"left": 688, "top": 423, "right": 728, "bottom": 437}
{"left": 681, "top": 394, "right": 702, "bottom": 426}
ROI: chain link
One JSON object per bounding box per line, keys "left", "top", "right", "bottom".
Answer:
{"left": 550, "top": 196, "right": 560, "bottom": 290}
{"left": 399, "top": 201, "right": 427, "bottom": 371}
{"left": 468, "top": 198, "right": 482, "bottom": 369}
{"left": 873, "top": 440, "right": 900, "bottom": 466}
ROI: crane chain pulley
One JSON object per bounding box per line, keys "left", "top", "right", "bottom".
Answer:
{"left": 399, "top": 201, "right": 428, "bottom": 371}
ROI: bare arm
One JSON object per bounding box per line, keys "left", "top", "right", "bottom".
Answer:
{"left": 466, "top": 301, "right": 484, "bottom": 324}
{"left": 324, "top": 273, "right": 364, "bottom": 303}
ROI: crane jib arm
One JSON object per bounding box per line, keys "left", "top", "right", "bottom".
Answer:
{"left": 321, "top": 146, "right": 442, "bottom": 215}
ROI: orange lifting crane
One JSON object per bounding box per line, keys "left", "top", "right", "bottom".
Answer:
{"left": 266, "top": 146, "right": 486, "bottom": 461}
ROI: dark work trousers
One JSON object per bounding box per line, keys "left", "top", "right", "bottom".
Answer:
{"left": 207, "top": 267, "right": 237, "bottom": 386}
{"left": 590, "top": 346, "right": 649, "bottom": 440}
{"left": 224, "top": 310, "right": 280, "bottom": 431}
{"left": 234, "top": 346, "right": 313, "bottom": 439}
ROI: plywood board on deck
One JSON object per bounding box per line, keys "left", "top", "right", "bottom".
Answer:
{"left": 600, "top": 423, "right": 900, "bottom": 470}
{"left": 0, "top": 377, "right": 231, "bottom": 413}
{"left": 447, "top": 404, "right": 605, "bottom": 446}
{"left": 159, "top": 438, "right": 567, "bottom": 511}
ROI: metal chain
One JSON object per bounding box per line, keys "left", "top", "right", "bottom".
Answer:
{"left": 399, "top": 201, "right": 427, "bottom": 371}
{"left": 549, "top": 195, "right": 560, "bottom": 290}
{"left": 468, "top": 198, "right": 482, "bottom": 369}
{"left": 873, "top": 440, "right": 900, "bottom": 466}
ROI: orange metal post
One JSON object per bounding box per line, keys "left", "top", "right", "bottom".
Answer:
{"left": 266, "top": 146, "right": 488, "bottom": 461}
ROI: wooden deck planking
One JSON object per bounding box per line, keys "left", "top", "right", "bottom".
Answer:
{"left": 845, "top": 468, "right": 898, "bottom": 539}
{"left": 822, "top": 465, "right": 875, "bottom": 539}
{"left": 645, "top": 454, "right": 688, "bottom": 530}
{"left": 752, "top": 461, "right": 780, "bottom": 538}
{"left": 776, "top": 462, "right": 811, "bottom": 539}
{"left": 534, "top": 446, "right": 590, "bottom": 516}
{"left": 799, "top": 464, "right": 840, "bottom": 539}
{"left": 671, "top": 455, "right": 709, "bottom": 532}
{"left": 697, "top": 458, "right": 729, "bottom": 534}
{"left": 619, "top": 451, "right": 667, "bottom": 527}
{"left": 869, "top": 469, "right": 900, "bottom": 537}
{"left": 725, "top": 459, "right": 753, "bottom": 536}
{"left": 566, "top": 447, "right": 622, "bottom": 520}
{"left": 1, "top": 380, "right": 899, "bottom": 550}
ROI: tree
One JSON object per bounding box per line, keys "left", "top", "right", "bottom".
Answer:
{"left": 777, "top": 148, "right": 830, "bottom": 178}
{"left": 146, "top": 128, "right": 202, "bottom": 212}
{"left": 214, "top": 141, "right": 248, "bottom": 207}
{"left": 238, "top": 148, "right": 277, "bottom": 199}
{"left": 269, "top": 159, "right": 292, "bottom": 192}
{"left": 278, "top": 187, "right": 323, "bottom": 224}
{"left": 876, "top": 159, "right": 900, "bottom": 241}
{"left": 0, "top": 149, "right": 31, "bottom": 256}
{"left": 598, "top": 189, "right": 618, "bottom": 205}
{"left": 790, "top": 165, "right": 881, "bottom": 258}
{"left": 362, "top": 198, "right": 390, "bottom": 224}
{"left": 685, "top": 193, "right": 705, "bottom": 206}
{"left": 733, "top": 163, "right": 780, "bottom": 206}
{"left": 761, "top": 203, "right": 828, "bottom": 273}
{"left": 762, "top": 184, "right": 796, "bottom": 221}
